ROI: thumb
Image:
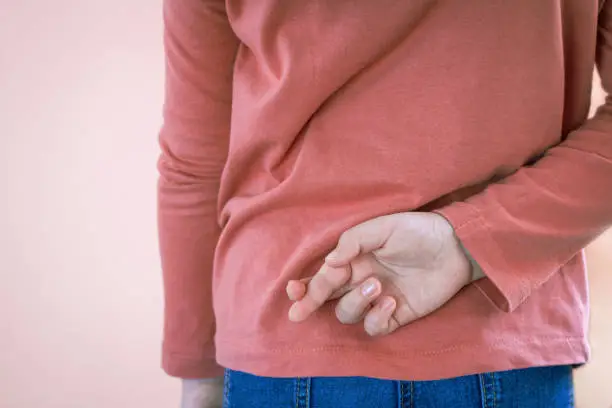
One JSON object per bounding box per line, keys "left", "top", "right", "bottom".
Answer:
{"left": 325, "top": 217, "right": 391, "bottom": 266}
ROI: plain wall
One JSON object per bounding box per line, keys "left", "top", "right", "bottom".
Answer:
{"left": 0, "top": 1, "right": 610, "bottom": 407}
{"left": 1, "top": 1, "right": 176, "bottom": 407}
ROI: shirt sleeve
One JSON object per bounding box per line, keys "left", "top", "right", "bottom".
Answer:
{"left": 436, "top": 5, "right": 612, "bottom": 313}
{"left": 157, "top": 0, "right": 239, "bottom": 378}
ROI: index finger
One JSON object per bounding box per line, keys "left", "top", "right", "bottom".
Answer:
{"left": 288, "top": 264, "right": 351, "bottom": 322}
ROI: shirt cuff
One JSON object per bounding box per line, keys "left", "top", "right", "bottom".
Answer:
{"left": 434, "top": 202, "right": 530, "bottom": 313}
{"left": 162, "top": 348, "right": 224, "bottom": 379}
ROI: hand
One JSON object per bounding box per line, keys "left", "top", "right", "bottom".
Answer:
{"left": 181, "top": 378, "right": 223, "bottom": 408}
{"left": 286, "top": 212, "right": 472, "bottom": 336}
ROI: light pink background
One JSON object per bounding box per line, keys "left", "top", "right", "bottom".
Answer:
{"left": 0, "top": 1, "right": 610, "bottom": 407}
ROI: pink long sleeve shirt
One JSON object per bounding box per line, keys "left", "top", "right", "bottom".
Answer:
{"left": 158, "top": 0, "right": 612, "bottom": 380}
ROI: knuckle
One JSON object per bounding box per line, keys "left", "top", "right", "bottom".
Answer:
{"left": 335, "top": 304, "right": 355, "bottom": 324}
{"left": 337, "top": 231, "right": 355, "bottom": 251}
{"left": 337, "top": 232, "right": 350, "bottom": 246}
{"left": 327, "top": 267, "right": 349, "bottom": 286}
{"left": 336, "top": 312, "right": 351, "bottom": 325}
{"left": 312, "top": 268, "right": 346, "bottom": 295}
{"left": 308, "top": 279, "right": 332, "bottom": 303}
{"left": 364, "top": 315, "right": 385, "bottom": 337}
{"left": 365, "top": 322, "right": 380, "bottom": 337}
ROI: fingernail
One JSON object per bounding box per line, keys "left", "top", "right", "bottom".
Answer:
{"left": 361, "top": 279, "right": 378, "bottom": 297}
{"left": 382, "top": 298, "right": 395, "bottom": 311}
{"left": 325, "top": 251, "right": 338, "bottom": 262}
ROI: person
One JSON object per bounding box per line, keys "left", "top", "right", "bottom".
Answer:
{"left": 156, "top": 0, "right": 612, "bottom": 406}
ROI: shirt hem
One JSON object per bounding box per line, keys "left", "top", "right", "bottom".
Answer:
{"left": 216, "top": 336, "right": 589, "bottom": 381}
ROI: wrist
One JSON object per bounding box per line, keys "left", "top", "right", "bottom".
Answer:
{"left": 181, "top": 377, "right": 224, "bottom": 408}
{"left": 182, "top": 377, "right": 224, "bottom": 384}
{"left": 457, "top": 240, "right": 485, "bottom": 282}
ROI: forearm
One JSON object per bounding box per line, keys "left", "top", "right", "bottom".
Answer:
{"left": 437, "top": 104, "right": 612, "bottom": 311}
{"left": 158, "top": 0, "right": 239, "bottom": 378}
{"left": 158, "top": 178, "right": 224, "bottom": 377}
{"left": 437, "top": 4, "right": 612, "bottom": 311}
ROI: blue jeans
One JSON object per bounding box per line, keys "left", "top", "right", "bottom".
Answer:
{"left": 223, "top": 365, "right": 574, "bottom": 407}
